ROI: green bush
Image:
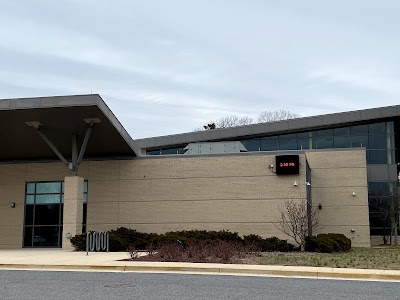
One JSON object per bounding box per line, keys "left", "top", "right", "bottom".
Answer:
{"left": 305, "top": 233, "right": 351, "bottom": 253}
{"left": 70, "top": 228, "right": 297, "bottom": 252}
{"left": 263, "top": 237, "right": 295, "bottom": 252}
{"left": 70, "top": 234, "right": 86, "bottom": 251}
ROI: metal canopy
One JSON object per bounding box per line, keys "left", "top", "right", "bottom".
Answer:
{"left": 0, "top": 94, "right": 138, "bottom": 162}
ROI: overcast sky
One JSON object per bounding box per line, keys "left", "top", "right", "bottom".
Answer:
{"left": 1, "top": 1, "right": 399, "bottom": 139}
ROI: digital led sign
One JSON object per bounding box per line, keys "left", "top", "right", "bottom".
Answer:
{"left": 275, "top": 155, "right": 299, "bottom": 175}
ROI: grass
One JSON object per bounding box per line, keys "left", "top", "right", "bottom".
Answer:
{"left": 244, "top": 247, "right": 400, "bottom": 270}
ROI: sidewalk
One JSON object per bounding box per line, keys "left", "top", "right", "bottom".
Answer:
{"left": 1, "top": 249, "right": 400, "bottom": 282}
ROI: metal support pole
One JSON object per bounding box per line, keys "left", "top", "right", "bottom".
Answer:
{"left": 36, "top": 128, "right": 69, "bottom": 166}
{"left": 72, "top": 134, "right": 78, "bottom": 173}
{"left": 77, "top": 124, "right": 93, "bottom": 165}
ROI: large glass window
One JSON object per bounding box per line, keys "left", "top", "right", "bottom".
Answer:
{"left": 24, "top": 181, "right": 88, "bottom": 248}
{"left": 260, "top": 137, "right": 278, "bottom": 151}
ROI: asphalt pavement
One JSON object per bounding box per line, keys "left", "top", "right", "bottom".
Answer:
{"left": 1, "top": 270, "right": 399, "bottom": 300}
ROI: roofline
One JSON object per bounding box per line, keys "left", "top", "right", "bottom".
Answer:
{"left": 0, "top": 94, "right": 140, "bottom": 156}
{"left": 134, "top": 103, "right": 400, "bottom": 150}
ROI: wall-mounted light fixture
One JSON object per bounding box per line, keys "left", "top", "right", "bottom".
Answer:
{"left": 293, "top": 181, "right": 298, "bottom": 187}
{"left": 10, "top": 202, "right": 15, "bottom": 208}
{"left": 351, "top": 229, "right": 356, "bottom": 233}
{"left": 352, "top": 192, "right": 356, "bottom": 196}
{"left": 306, "top": 182, "right": 311, "bottom": 186}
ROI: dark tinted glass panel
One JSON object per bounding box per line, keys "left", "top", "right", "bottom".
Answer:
{"left": 297, "top": 139, "right": 309, "bottom": 149}
{"left": 83, "top": 203, "right": 87, "bottom": 224}
{"left": 279, "top": 137, "right": 297, "bottom": 150}
{"left": 24, "top": 205, "right": 34, "bottom": 225}
{"left": 60, "top": 205, "right": 63, "bottom": 223}
{"left": 24, "top": 226, "right": 33, "bottom": 247}
{"left": 162, "top": 148, "right": 178, "bottom": 155}
{"left": 26, "top": 195, "right": 34, "bottom": 204}
{"left": 33, "top": 226, "right": 60, "bottom": 247}
{"left": 178, "top": 147, "right": 186, "bottom": 154}
{"left": 368, "top": 182, "right": 390, "bottom": 197}
{"left": 242, "top": 139, "right": 260, "bottom": 151}
{"left": 146, "top": 150, "right": 160, "bottom": 155}
{"left": 84, "top": 181, "right": 88, "bottom": 193}
{"left": 367, "top": 150, "right": 387, "bottom": 164}
{"left": 334, "top": 127, "right": 350, "bottom": 136}
{"left": 387, "top": 121, "right": 394, "bottom": 134}
{"left": 369, "top": 123, "right": 386, "bottom": 134}
{"left": 334, "top": 136, "right": 351, "bottom": 148}
{"left": 36, "top": 194, "right": 61, "bottom": 204}
{"left": 260, "top": 137, "right": 278, "bottom": 151}
{"left": 34, "top": 204, "right": 60, "bottom": 225}
{"left": 36, "top": 182, "right": 61, "bottom": 194}
{"left": 368, "top": 135, "right": 387, "bottom": 149}
{"left": 316, "top": 129, "right": 333, "bottom": 136}
{"left": 26, "top": 183, "right": 35, "bottom": 194}
{"left": 280, "top": 133, "right": 297, "bottom": 139}
{"left": 369, "top": 212, "right": 390, "bottom": 228}
{"left": 297, "top": 132, "right": 309, "bottom": 139}
{"left": 351, "top": 135, "right": 368, "bottom": 148}
{"left": 351, "top": 125, "right": 368, "bottom": 135}
{"left": 83, "top": 193, "right": 88, "bottom": 204}
{"left": 315, "top": 136, "right": 333, "bottom": 149}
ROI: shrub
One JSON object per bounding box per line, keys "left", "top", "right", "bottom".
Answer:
{"left": 70, "top": 227, "right": 297, "bottom": 253}
{"left": 264, "top": 237, "right": 295, "bottom": 252}
{"left": 70, "top": 234, "right": 86, "bottom": 251}
{"left": 305, "top": 233, "right": 351, "bottom": 253}
{"left": 130, "top": 240, "right": 250, "bottom": 264}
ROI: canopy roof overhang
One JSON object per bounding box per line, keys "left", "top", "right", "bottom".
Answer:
{"left": 0, "top": 94, "right": 138, "bottom": 162}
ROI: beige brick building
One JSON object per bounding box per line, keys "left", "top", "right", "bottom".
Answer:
{"left": 1, "top": 94, "right": 399, "bottom": 249}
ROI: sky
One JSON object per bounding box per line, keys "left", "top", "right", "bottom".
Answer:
{"left": 1, "top": 1, "right": 400, "bottom": 139}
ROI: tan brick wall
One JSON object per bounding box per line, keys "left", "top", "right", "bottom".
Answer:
{"left": 306, "top": 150, "right": 370, "bottom": 247}
{"left": 0, "top": 149, "right": 370, "bottom": 249}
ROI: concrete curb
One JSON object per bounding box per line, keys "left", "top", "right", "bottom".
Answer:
{"left": 2, "top": 262, "right": 400, "bottom": 282}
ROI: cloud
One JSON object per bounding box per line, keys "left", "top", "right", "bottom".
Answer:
{"left": 1, "top": 1, "right": 400, "bottom": 138}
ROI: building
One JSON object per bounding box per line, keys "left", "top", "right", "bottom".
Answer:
{"left": 0, "top": 94, "right": 397, "bottom": 249}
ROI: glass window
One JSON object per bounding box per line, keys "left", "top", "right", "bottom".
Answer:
{"left": 387, "top": 121, "right": 394, "bottom": 135}
{"left": 146, "top": 149, "right": 161, "bottom": 155}
{"left": 35, "top": 194, "right": 62, "bottom": 204}
{"left": 368, "top": 182, "right": 390, "bottom": 197}
{"left": 34, "top": 204, "right": 61, "bottom": 225}
{"left": 334, "top": 127, "right": 350, "bottom": 136}
{"left": 316, "top": 129, "right": 333, "bottom": 136}
{"left": 351, "top": 135, "right": 368, "bottom": 148}
{"left": 260, "top": 137, "right": 278, "bottom": 151}
{"left": 33, "top": 226, "right": 60, "bottom": 247}
{"left": 278, "top": 137, "right": 297, "bottom": 150}
{"left": 26, "top": 195, "right": 35, "bottom": 204}
{"left": 24, "top": 205, "right": 34, "bottom": 225}
{"left": 368, "top": 135, "right": 387, "bottom": 149}
{"left": 369, "top": 123, "right": 386, "bottom": 135}
{"left": 24, "top": 180, "right": 88, "bottom": 248}
{"left": 242, "top": 139, "right": 260, "bottom": 152}
{"left": 178, "top": 147, "right": 186, "bottom": 154}
{"left": 367, "top": 150, "right": 387, "bottom": 164}
{"left": 334, "top": 136, "right": 351, "bottom": 148}
{"left": 161, "top": 148, "right": 178, "bottom": 155}
{"left": 26, "top": 183, "right": 35, "bottom": 194}
{"left": 351, "top": 125, "right": 368, "bottom": 135}
{"left": 315, "top": 136, "right": 333, "bottom": 149}
{"left": 24, "top": 227, "right": 33, "bottom": 247}
{"left": 297, "top": 139, "right": 309, "bottom": 150}
{"left": 297, "top": 132, "right": 310, "bottom": 139}
{"left": 36, "top": 182, "right": 61, "bottom": 194}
